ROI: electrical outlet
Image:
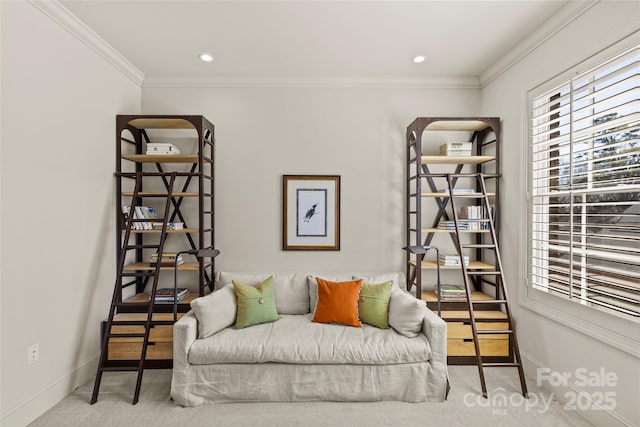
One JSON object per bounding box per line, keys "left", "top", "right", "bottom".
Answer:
{"left": 28, "top": 343, "right": 39, "bottom": 365}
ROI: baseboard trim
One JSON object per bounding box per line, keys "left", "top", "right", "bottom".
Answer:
{"left": 1, "top": 353, "right": 99, "bottom": 427}
{"left": 521, "top": 353, "right": 634, "bottom": 427}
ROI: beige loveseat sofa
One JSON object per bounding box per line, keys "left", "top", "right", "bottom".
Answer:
{"left": 171, "top": 271, "right": 449, "bottom": 406}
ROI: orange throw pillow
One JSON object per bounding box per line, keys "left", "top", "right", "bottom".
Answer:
{"left": 312, "top": 278, "right": 363, "bottom": 327}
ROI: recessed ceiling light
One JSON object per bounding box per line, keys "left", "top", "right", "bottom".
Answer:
{"left": 413, "top": 55, "right": 426, "bottom": 63}
{"left": 199, "top": 53, "right": 214, "bottom": 62}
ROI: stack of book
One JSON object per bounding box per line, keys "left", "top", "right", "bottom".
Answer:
{"left": 438, "top": 284, "right": 467, "bottom": 301}
{"left": 459, "top": 205, "right": 494, "bottom": 230}
{"left": 440, "top": 142, "right": 472, "bottom": 156}
{"left": 438, "top": 221, "right": 471, "bottom": 230}
{"left": 146, "top": 143, "right": 180, "bottom": 155}
{"left": 151, "top": 288, "right": 190, "bottom": 303}
{"left": 122, "top": 205, "right": 159, "bottom": 230}
{"left": 150, "top": 253, "right": 184, "bottom": 266}
{"left": 439, "top": 253, "right": 470, "bottom": 266}
{"left": 441, "top": 188, "right": 475, "bottom": 194}
{"left": 151, "top": 222, "right": 184, "bottom": 230}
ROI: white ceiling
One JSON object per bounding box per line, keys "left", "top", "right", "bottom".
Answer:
{"left": 61, "top": 1, "right": 569, "bottom": 83}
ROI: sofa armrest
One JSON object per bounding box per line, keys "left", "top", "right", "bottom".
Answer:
{"left": 422, "top": 307, "right": 450, "bottom": 399}
{"left": 173, "top": 310, "right": 198, "bottom": 367}
{"left": 421, "top": 307, "right": 447, "bottom": 365}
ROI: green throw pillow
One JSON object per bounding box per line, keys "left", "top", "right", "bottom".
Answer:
{"left": 232, "top": 276, "right": 280, "bottom": 329}
{"left": 358, "top": 280, "right": 393, "bottom": 329}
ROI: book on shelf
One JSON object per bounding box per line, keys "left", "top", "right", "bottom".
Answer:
{"left": 439, "top": 254, "right": 470, "bottom": 266}
{"left": 151, "top": 222, "right": 184, "bottom": 230}
{"left": 459, "top": 205, "right": 495, "bottom": 230}
{"left": 134, "top": 206, "right": 150, "bottom": 229}
{"left": 438, "top": 220, "right": 488, "bottom": 231}
{"left": 129, "top": 206, "right": 160, "bottom": 229}
{"left": 438, "top": 221, "right": 471, "bottom": 230}
{"left": 150, "top": 253, "right": 184, "bottom": 266}
{"left": 121, "top": 205, "right": 136, "bottom": 229}
{"left": 441, "top": 188, "right": 476, "bottom": 194}
{"left": 438, "top": 284, "right": 467, "bottom": 301}
{"left": 150, "top": 288, "right": 190, "bottom": 302}
{"left": 146, "top": 143, "right": 180, "bottom": 155}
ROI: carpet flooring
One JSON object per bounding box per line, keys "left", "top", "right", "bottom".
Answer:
{"left": 29, "top": 366, "right": 593, "bottom": 427}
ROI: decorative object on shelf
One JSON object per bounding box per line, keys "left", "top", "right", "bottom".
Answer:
{"left": 403, "top": 245, "right": 441, "bottom": 315}
{"left": 173, "top": 248, "right": 220, "bottom": 321}
{"left": 283, "top": 175, "right": 340, "bottom": 251}
{"left": 440, "top": 142, "right": 472, "bottom": 156}
{"left": 146, "top": 142, "right": 180, "bottom": 155}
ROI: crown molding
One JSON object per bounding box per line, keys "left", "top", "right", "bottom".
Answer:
{"left": 479, "top": 1, "right": 599, "bottom": 88}
{"left": 142, "top": 75, "right": 481, "bottom": 89}
{"left": 27, "top": 0, "right": 144, "bottom": 86}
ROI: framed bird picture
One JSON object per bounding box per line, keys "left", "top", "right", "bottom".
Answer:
{"left": 283, "top": 175, "right": 340, "bottom": 250}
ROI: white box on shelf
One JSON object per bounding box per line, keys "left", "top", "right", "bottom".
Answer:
{"left": 440, "top": 142, "right": 472, "bottom": 156}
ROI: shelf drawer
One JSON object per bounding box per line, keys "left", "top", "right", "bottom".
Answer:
{"left": 448, "top": 338, "right": 509, "bottom": 357}
{"left": 447, "top": 321, "right": 509, "bottom": 340}
{"left": 109, "top": 324, "right": 173, "bottom": 343}
{"left": 107, "top": 342, "right": 173, "bottom": 360}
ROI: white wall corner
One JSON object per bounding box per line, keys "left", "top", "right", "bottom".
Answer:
{"left": 522, "top": 352, "right": 635, "bottom": 427}
{"left": 0, "top": 353, "right": 99, "bottom": 426}
{"left": 479, "top": 1, "right": 599, "bottom": 88}
{"left": 142, "top": 75, "right": 481, "bottom": 89}
{"left": 27, "top": 0, "right": 144, "bottom": 86}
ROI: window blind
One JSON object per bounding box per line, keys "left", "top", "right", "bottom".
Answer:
{"left": 529, "top": 44, "right": 640, "bottom": 320}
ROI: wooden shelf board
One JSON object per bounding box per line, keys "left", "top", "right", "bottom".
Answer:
{"left": 421, "top": 192, "right": 495, "bottom": 197}
{"left": 440, "top": 310, "right": 508, "bottom": 321}
{"left": 128, "top": 118, "right": 195, "bottom": 129}
{"left": 123, "top": 262, "right": 210, "bottom": 271}
{"left": 420, "top": 155, "right": 495, "bottom": 165}
{"left": 122, "top": 192, "right": 199, "bottom": 197}
{"left": 423, "top": 120, "right": 493, "bottom": 132}
{"left": 422, "top": 227, "right": 490, "bottom": 233}
{"left": 123, "top": 293, "right": 198, "bottom": 305}
{"left": 121, "top": 154, "right": 201, "bottom": 163}
{"left": 421, "top": 290, "right": 494, "bottom": 302}
{"left": 409, "top": 260, "right": 496, "bottom": 270}
{"left": 124, "top": 228, "right": 200, "bottom": 234}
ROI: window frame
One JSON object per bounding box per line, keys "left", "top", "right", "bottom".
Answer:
{"left": 521, "top": 35, "right": 640, "bottom": 356}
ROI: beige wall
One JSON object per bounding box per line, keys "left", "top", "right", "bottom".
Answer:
{"left": 142, "top": 86, "right": 481, "bottom": 274}
{"left": 480, "top": 2, "right": 640, "bottom": 426}
{"left": 0, "top": 2, "right": 141, "bottom": 425}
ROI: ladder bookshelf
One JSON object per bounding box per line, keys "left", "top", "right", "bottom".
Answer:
{"left": 405, "top": 117, "right": 527, "bottom": 398}
{"left": 92, "top": 115, "right": 218, "bottom": 404}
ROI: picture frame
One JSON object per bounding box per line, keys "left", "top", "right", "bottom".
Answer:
{"left": 283, "top": 175, "right": 340, "bottom": 251}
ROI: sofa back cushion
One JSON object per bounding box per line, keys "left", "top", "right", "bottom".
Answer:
{"left": 190, "top": 284, "right": 237, "bottom": 339}
{"left": 218, "top": 272, "right": 310, "bottom": 315}
{"left": 388, "top": 287, "right": 426, "bottom": 338}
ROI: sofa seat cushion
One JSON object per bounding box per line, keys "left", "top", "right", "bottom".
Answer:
{"left": 188, "top": 314, "right": 431, "bottom": 365}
